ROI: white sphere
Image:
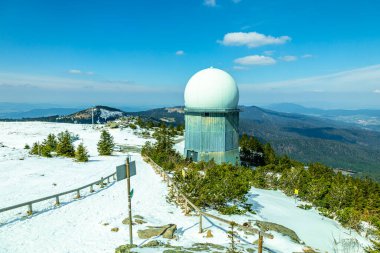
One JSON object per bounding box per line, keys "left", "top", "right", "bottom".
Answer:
{"left": 184, "top": 68, "right": 239, "bottom": 110}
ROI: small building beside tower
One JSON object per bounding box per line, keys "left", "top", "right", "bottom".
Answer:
{"left": 183, "top": 67, "right": 240, "bottom": 164}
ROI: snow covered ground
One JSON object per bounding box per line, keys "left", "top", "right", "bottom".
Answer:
{"left": 0, "top": 122, "right": 371, "bottom": 253}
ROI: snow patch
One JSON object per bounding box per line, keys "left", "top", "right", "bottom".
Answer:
{"left": 99, "top": 109, "right": 123, "bottom": 120}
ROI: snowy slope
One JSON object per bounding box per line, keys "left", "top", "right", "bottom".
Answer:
{"left": 0, "top": 122, "right": 371, "bottom": 253}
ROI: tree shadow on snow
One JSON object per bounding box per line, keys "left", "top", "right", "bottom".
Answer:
{"left": 246, "top": 193, "right": 265, "bottom": 214}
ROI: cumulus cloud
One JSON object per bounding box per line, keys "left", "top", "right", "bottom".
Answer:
{"left": 175, "top": 50, "right": 185, "bottom": 56}
{"left": 279, "top": 55, "right": 297, "bottom": 62}
{"left": 234, "top": 55, "right": 276, "bottom": 66}
{"left": 374, "top": 89, "right": 380, "bottom": 94}
{"left": 204, "top": 0, "right": 216, "bottom": 7}
{"left": 219, "top": 32, "right": 291, "bottom": 48}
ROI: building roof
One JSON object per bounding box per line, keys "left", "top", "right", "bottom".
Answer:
{"left": 184, "top": 67, "right": 239, "bottom": 110}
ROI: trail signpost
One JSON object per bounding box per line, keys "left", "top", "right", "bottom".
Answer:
{"left": 115, "top": 155, "right": 136, "bottom": 245}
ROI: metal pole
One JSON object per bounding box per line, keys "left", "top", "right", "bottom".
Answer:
{"left": 92, "top": 107, "right": 94, "bottom": 128}
{"left": 27, "top": 203, "right": 32, "bottom": 215}
{"left": 126, "top": 156, "right": 133, "bottom": 245}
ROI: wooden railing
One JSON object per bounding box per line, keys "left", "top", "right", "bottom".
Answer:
{"left": 0, "top": 172, "right": 116, "bottom": 216}
{"left": 143, "top": 156, "right": 274, "bottom": 242}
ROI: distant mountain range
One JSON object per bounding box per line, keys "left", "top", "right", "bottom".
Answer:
{"left": 1, "top": 104, "right": 379, "bottom": 179}
{"left": 0, "top": 105, "right": 129, "bottom": 124}
{"left": 126, "top": 105, "right": 380, "bottom": 178}
{"left": 0, "top": 103, "right": 154, "bottom": 119}
{"left": 0, "top": 108, "right": 81, "bottom": 119}
{"left": 265, "top": 103, "right": 380, "bottom": 131}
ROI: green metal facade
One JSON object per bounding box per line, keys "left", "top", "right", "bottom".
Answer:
{"left": 184, "top": 109, "right": 239, "bottom": 164}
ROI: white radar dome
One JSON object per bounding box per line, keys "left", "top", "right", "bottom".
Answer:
{"left": 184, "top": 67, "right": 239, "bottom": 110}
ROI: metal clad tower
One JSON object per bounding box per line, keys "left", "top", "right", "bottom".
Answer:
{"left": 184, "top": 67, "right": 240, "bottom": 164}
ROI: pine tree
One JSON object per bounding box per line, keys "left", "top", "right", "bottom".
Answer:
{"left": 56, "top": 130, "right": 75, "bottom": 157}
{"left": 227, "top": 222, "right": 240, "bottom": 253}
{"left": 97, "top": 130, "right": 114, "bottom": 155}
{"left": 24, "top": 144, "right": 30, "bottom": 149}
{"left": 75, "top": 143, "right": 89, "bottom": 162}
{"left": 30, "top": 142, "right": 40, "bottom": 155}
{"left": 263, "top": 143, "right": 276, "bottom": 165}
{"left": 45, "top": 134, "right": 57, "bottom": 150}
{"left": 40, "top": 144, "right": 52, "bottom": 157}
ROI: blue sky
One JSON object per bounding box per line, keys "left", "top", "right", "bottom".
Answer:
{"left": 1, "top": 0, "right": 380, "bottom": 109}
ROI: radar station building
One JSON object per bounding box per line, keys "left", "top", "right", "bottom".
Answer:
{"left": 184, "top": 67, "right": 240, "bottom": 164}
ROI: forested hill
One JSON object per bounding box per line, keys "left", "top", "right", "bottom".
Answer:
{"left": 132, "top": 106, "right": 380, "bottom": 179}
{"left": 239, "top": 106, "right": 380, "bottom": 178}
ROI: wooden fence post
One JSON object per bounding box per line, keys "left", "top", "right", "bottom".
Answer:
{"left": 90, "top": 184, "right": 94, "bottom": 193}
{"left": 113, "top": 174, "right": 116, "bottom": 180}
{"left": 55, "top": 196, "right": 60, "bottom": 206}
{"left": 185, "top": 200, "right": 189, "bottom": 214}
{"left": 199, "top": 213, "right": 203, "bottom": 233}
{"left": 258, "top": 233, "right": 263, "bottom": 253}
{"left": 100, "top": 177, "right": 104, "bottom": 188}
{"left": 76, "top": 190, "right": 80, "bottom": 199}
{"left": 107, "top": 177, "right": 110, "bottom": 184}
{"left": 27, "top": 203, "right": 32, "bottom": 215}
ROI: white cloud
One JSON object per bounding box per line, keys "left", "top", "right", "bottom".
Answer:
{"left": 204, "top": 0, "right": 216, "bottom": 7}
{"left": 68, "top": 69, "right": 94, "bottom": 76}
{"left": 301, "top": 54, "right": 313, "bottom": 58}
{"left": 233, "top": 65, "right": 248, "bottom": 70}
{"left": 0, "top": 72, "right": 172, "bottom": 93}
{"left": 239, "top": 64, "right": 380, "bottom": 93}
{"left": 238, "top": 65, "right": 380, "bottom": 108}
{"left": 175, "top": 50, "right": 185, "bottom": 56}
{"left": 279, "top": 55, "right": 297, "bottom": 62}
{"left": 234, "top": 55, "right": 276, "bottom": 65}
{"left": 219, "top": 32, "right": 291, "bottom": 48}
{"left": 68, "top": 69, "right": 82, "bottom": 75}
{"left": 263, "top": 50, "right": 275, "bottom": 56}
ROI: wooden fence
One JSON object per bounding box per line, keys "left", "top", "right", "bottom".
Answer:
{"left": 0, "top": 172, "right": 116, "bottom": 216}
{"left": 143, "top": 156, "right": 273, "bottom": 249}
